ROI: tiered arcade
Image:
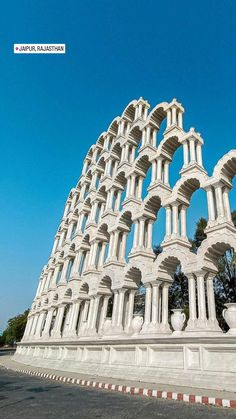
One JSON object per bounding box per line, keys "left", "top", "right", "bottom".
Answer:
{"left": 15, "top": 98, "right": 236, "bottom": 391}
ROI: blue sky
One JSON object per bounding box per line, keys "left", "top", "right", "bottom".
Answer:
{"left": 0, "top": 0, "right": 236, "bottom": 330}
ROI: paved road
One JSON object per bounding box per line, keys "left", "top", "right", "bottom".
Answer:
{"left": 0, "top": 368, "right": 235, "bottom": 419}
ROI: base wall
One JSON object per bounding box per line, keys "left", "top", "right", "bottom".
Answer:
{"left": 14, "top": 336, "right": 236, "bottom": 392}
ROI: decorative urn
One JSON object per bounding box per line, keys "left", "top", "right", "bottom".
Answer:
{"left": 103, "top": 318, "right": 112, "bottom": 334}
{"left": 131, "top": 315, "right": 143, "bottom": 335}
{"left": 171, "top": 309, "right": 186, "bottom": 333}
{"left": 223, "top": 303, "right": 236, "bottom": 334}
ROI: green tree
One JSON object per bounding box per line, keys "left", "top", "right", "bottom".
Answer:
{"left": 2, "top": 310, "right": 29, "bottom": 346}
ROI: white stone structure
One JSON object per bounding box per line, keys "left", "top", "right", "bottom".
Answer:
{"left": 15, "top": 98, "right": 236, "bottom": 391}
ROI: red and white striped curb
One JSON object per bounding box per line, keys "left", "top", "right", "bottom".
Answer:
{"left": 9, "top": 368, "right": 236, "bottom": 409}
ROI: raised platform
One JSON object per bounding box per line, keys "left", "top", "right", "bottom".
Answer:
{"left": 14, "top": 335, "right": 236, "bottom": 392}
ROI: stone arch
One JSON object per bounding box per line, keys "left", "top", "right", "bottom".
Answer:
{"left": 97, "top": 276, "right": 112, "bottom": 295}
{"left": 107, "top": 118, "right": 119, "bottom": 137}
{"left": 79, "top": 282, "right": 89, "bottom": 296}
{"left": 155, "top": 246, "right": 192, "bottom": 279}
{"left": 86, "top": 146, "right": 94, "bottom": 160}
{"left": 148, "top": 102, "right": 168, "bottom": 128}
{"left": 197, "top": 231, "right": 236, "bottom": 271}
{"left": 80, "top": 234, "right": 90, "bottom": 248}
{"left": 52, "top": 293, "right": 59, "bottom": 302}
{"left": 118, "top": 210, "right": 133, "bottom": 230}
{"left": 158, "top": 134, "right": 181, "bottom": 159}
{"left": 96, "top": 133, "right": 106, "bottom": 149}
{"left": 122, "top": 100, "right": 137, "bottom": 122}
{"left": 213, "top": 150, "right": 236, "bottom": 183}
{"left": 135, "top": 154, "right": 151, "bottom": 176}
{"left": 64, "top": 288, "right": 72, "bottom": 299}
{"left": 43, "top": 298, "right": 49, "bottom": 306}
{"left": 97, "top": 223, "right": 110, "bottom": 240}
{"left": 114, "top": 170, "right": 127, "bottom": 189}
{"left": 97, "top": 156, "right": 106, "bottom": 173}
{"left": 124, "top": 266, "right": 142, "bottom": 288}
{"left": 128, "top": 125, "right": 143, "bottom": 147}
{"left": 143, "top": 195, "right": 162, "bottom": 217}
{"left": 110, "top": 142, "right": 122, "bottom": 160}
{"left": 172, "top": 172, "right": 209, "bottom": 202}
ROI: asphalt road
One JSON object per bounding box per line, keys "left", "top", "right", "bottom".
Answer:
{"left": 0, "top": 368, "right": 235, "bottom": 419}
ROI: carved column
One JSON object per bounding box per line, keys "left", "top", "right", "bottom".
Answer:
{"left": 151, "top": 282, "right": 161, "bottom": 328}
{"left": 143, "top": 284, "right": 152, "bottom": 328}
{"left": 51, "top": 305, "right": 65, "bottom": 338}
{"left": 186, "top": 275, "right": 197, "bottom": 330}
{"left": 67, "top": 300, "right": 81, "bottom": 337}
{"left": 42, "top": 308, "right": 55, "bottom": 338}
{"left": 161, "top": 283, "right": 171, "bottom": 332}
{"left": 124, "top": 289, "right": 136, "bottom": 333}
{"left": 196, "top": 273, "right": 207, "bottom": 327}
{"left": 207, "top": 275, "right": 220, "bottom": 330}
{"left": 222, "top": 187, "right": 232, "bottom": 222}
{"left": 99, "top": 295, "right": 110, "bottom": 332}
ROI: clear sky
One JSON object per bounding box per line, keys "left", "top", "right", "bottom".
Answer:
{"left": 0, "top": 0, "right": 236, "bottom": 330}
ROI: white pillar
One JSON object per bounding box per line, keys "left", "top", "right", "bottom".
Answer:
{"left": 99, "top": 296, "right": 110, "bottom": 332}
{"left": 91, "top": 241, "right": 99, "bottom": 267}
{"left": 120, "top": 232, "right": 128, "bottom": 262}
{"left": 99, "top": 242, "right": 107, "bottom": 267}
{"left": 111, "top": 291, "right": 119, "bottom": 327}
{"left": 138, "top": 103, "right": 142, "bottom": 117}
{"left": 165, "top": 206, "right": 172, "bottom": 237}
{"left": 130, "top": 174, "right": 136, "bottom": 196}
{"left": 79, "top": 300, "right": 89, "bottom": 333}
{"left": 147, "top": 220, "right": 153, "bottom": 249}
{"left": 111, "top": 230, "right": 119, "bottom": 259}
{"left": 131, "top": 146, "right": 136, "bottom": 162}
{"left": 172, "top": 107, "right": 177, "bottom": 125}
{"left": 197, "top": 274, "right": 207, "bottom": 324}
{"left": 183, "top": 141, "right": 189, "bottom": 166}
{"left": 90, "top": 295, "right": 100, "bottom": 332}
{"left": 189, "top": 138, "right": 196, "bottom": 162}
{"left": 35, "top": 311, "right": 46, "bottom": 338}
{"left": 187, "top": 275, "right": 197, "bottom": 329}
{"left": 151, "top": 283, "right": 160, "bottom": 325}
{"left": 133, "top": 221, "right": 139, "bottom": 248}
{"left": 196, "top": 143, "right": 203, "bottom": 166}
{"left": 146, "top": 126, "right": 151, "bottom": 144}
{"left": 138, "top": 219, "right": 145, "bottom": 247}
{"left": 167, "top": 109, "right": 171, "bottom": 128}
{"left": 144, "top": 284, "right": 152, "bottom": 326}
{"left": 157, "top": 158, "right": 162, "bottom": 180}
{"left": 223, "top": 187, "right": 232, "bottom": 222}
{"left": 172, "top": 203, "right": 179, "bottom": 236}
{"left": 207, "top": 277, "right": 217, "bottom": 323}
{"left": 215, "top": 185, "right": 225, "bottom": 219}
{"left": 60, "top": 259, "right": 70, "bottom": 284}
{"left": 125, "top": 290, "right": 136, "bottom": 332}
{"left": 163, "top": 161, "right": 169, "bottom": 185}
{"left": 152, "top": 129, "right": 157, "bottom": 147}
{"left": 161, "top": 283, "right": 169, "bottom": 328}
{"left": 180, "top": 205, "right": 187, "bottom": 238}
{"left": 107, "top": 232, "right": 114, "bottom": 260}
{"left": 116, "top": 289, "right": 126, "bottom": 328}
{"left": 151, "top": 160, "right": 157, "bottom": 182}
{"left": 178, "top": 111, "right": 183, "bottom": 129}
{"left": 137, "top": 177, "right": 143, "bottom": 199}
{"left": 115, "top": 190, "right": 122, "bottom": 211}
{"left": 86, "top": 298, "right": 95, "bottom": 330}
{"left": 126, "top": 177, "right": 131, "bottom": 198}
{"left": 68, "top": 300, "right": 81, "bottom": 335}
{"left": 52, "top": 305, "right": 65, "bottom": 337}
{"left": 42, "top": 309, "right": 54, "bottom": 338}
{"left": 206, "top": 188, "right": 216, "bottom": 222}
